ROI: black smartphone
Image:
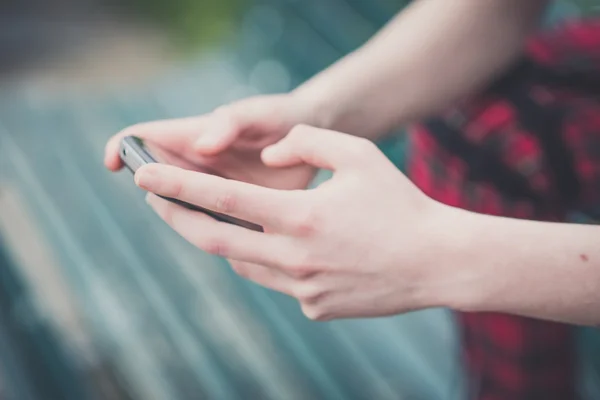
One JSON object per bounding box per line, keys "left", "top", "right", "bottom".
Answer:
{"left": 119, "top": 136, "right": 263, "bottom": 232}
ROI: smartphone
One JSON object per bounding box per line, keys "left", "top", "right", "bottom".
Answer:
{"left": 119, "top": 136, "right": 263, "bottom": 232}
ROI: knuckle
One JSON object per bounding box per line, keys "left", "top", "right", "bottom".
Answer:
{"left": 202, "top": 238, "right": 231, "bottom": 258}
{"left": 231, "top": 262, "right": 251, "bottom": 279}
{"left": 291, "top": 206, "right": 321, "bottom": 236}
{"left": 294, "top": 283, "right": 325, "bottom": 304}
{"left": 168, "top": 178, "right": 184, "bottom": 199}
{"left": 214, "top": 192, "right": 237, "bottom": 214}
{"left": 287, "top": 264, "right": 315, "bottom": 280}
{"left": 286, "top": 248, "right": 322, "bottom": 277}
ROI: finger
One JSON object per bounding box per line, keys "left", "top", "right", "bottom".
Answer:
{"left": 261, "top": 124, "right": 376, "bottom": 171}
{"left": 104, "top": 117, "right": 206, "bottom": 171}
{"left": 146, "top": 194, "right": 295, "bottom": 268}
{"left": 146, "top": 143, "right": 221, "bottom": 176}
{"left": 229, "top": 260, "right": 296, "bottom": 296}
{"left": 137, "top": 164, "right": 300, "bottom": 229}
{"left": 193, "top": 100, "right": 278, "bottom": 155}
{"left": 193, "top": 107, "right": 243, "bottom": 156}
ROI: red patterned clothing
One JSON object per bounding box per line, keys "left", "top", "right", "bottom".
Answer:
{"left": 407, "top": 20, "right": 600, "bottom": 399}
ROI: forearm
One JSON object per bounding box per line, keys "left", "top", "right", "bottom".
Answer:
{"left": 293, "top": 0, "right": 548, "bottom": 140}
{"left": 438, "top": 207, "right": 600, "bottom": 326}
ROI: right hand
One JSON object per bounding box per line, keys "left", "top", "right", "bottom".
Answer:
{"left": 104, "top": 94, "right": 320, "bottom": 190}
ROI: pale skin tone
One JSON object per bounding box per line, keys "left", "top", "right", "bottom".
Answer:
{"left": 105, "top": 0, "right": 600, "bottom": 326}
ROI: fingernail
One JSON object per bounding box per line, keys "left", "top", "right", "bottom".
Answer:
{"left": 145, "top": 193, "right": 153, "bottom": 205}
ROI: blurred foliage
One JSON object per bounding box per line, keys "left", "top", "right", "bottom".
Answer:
{"left": 121, "top": 0, "right": 599, "bottom": 52}
{"left": 125, "top": 0, "right": 249, "bottom": 50}
{"left": 570, "top": 0, "right": 599, "bottom": 14}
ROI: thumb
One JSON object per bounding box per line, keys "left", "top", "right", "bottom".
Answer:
{"left": 194, "top": 108, "right": 244, "bottom": 155}
{"left": 262, "top": 125, "right": 365, "bottom": 171}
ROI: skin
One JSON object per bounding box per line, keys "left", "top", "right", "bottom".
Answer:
{"left": 105, "top": 0, "right": 600, "bottom": 325}
{"left": 131, "top": 126, "right": 600, "bottom": 326}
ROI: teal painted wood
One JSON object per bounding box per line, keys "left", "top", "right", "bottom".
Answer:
{"left": 0, "top": 231, "right": 92, "bottom": 400}
{"left": 0, "top": 59, "right": 459, "bottom": 400}
{"left": 0, "top": 86, "right": 460, "bottom": 400}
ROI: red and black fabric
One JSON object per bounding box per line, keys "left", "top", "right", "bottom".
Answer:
{"left": 406, "top": 19, "right": 600, "bottom": 400}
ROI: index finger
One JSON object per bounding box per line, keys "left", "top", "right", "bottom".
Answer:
{"left": 135, "top": 163, "right": 304, "bottom": 230}
{"left": 104, "top": 116, "right": 206, "bottom": 171}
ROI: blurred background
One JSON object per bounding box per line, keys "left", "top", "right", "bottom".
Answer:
{"left": 0, "top": 1, "right": 598, "bottom": 399}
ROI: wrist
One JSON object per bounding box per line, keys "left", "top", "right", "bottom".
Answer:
{"left": 413, "top": 203, "right": 494, "bottom": 313}
{"left": 291, "top": 81, "right": 347, "bottom": 131}
{"left": 291, "top": 76, "right": 391, "bottom": 141}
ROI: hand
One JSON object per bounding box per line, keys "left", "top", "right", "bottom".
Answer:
{"left": 134, "top": 125, "right": 454, "bottom": 320}
{"left": 104, "top": 94, "right": 319, "bottom": 190}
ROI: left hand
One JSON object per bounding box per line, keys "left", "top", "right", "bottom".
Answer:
{"left": 135, "top": 125, "right": 452, "bottom": 320}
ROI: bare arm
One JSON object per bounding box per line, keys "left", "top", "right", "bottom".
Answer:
{"left": 294, "top": 0, "right": 549, "bottom": 140}
{"left": 439, "top": 208, "right": 600, "bottom": 326}
{"left": 135, "top": 123, "right": 598, "bottom": 324}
